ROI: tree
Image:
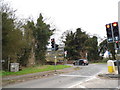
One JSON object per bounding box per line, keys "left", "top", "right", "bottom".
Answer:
{"left": 62, "top": 28, "right": 99, "bottom": 61}
{"left": 74, "top": 28, "right": 88, "bottom": 59}
{"left": 19, "top": 20, "right": 36, "bottom": 67}
{"left": 1, "top": 1, "right": 55, "bottom": 70}
{"left": 85, "top": 36, "right": 99, "bottom": 61}
{"left": 34, "top": 14, "right": 54, "bottom": 64}
{"left": 99, "top": 39, "right": 107, "bottom": 56}
{"left": 99, "top": 39, "right": 116, "bottom": 59}
{"left": 63, "top": 28, "right": 88, "bottom": 60}
{"left": 1, "top": 2, "right": 25, "bottom": 70}
{"left": 64, "top": 31, "right": 77, "bottom": 60}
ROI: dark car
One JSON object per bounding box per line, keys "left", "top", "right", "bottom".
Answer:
{"left": 73, "top": 59, "right": 89, "bottom": 66}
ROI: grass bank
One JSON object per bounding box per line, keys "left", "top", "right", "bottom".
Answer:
{"left": 1, "top": 65, "right": 72, "bottom": 76}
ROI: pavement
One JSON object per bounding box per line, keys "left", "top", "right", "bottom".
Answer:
{"left": 71, "top": 70, "right": 120, "bottom": 89}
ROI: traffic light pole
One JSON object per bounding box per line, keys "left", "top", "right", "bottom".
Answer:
{"left": 114, "top": 42, "right": 120, "bottom": 75}
{"left": 54, "top": 54, "right": 57, "bottom": 72}
{"left": 51, "top": 38, "right": 59, "bottom": 72}
{"left": 111, "top": 24, "right": 120, "bottom": 75}
{"left": 54, "top": 41, "right": 57, "bottom": 72}
{"left": 116, "top": 43, "right": 120, "bottom": 75}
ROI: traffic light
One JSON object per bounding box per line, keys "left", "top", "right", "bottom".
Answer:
{"left": 105, "top": 24, "right": 113, "bottom": 42}
{"left": 55, "top": 44, "right": 59, "bottom": 51}
{"left": 51, "top": 38, "right": 55, "bottom": 48}
{"left": 112, "top": 22, "right": 119, "bottom": 41}
{"left": 115, "top": 41, "right": 119, "bottom": 49}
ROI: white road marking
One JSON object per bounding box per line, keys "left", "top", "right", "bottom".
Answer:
{"left": 60, "top": 74, "right": 93, "bottom": 78}
{"left": 68, "top": 71, "right": 103, "bottom": 88}
{"left": 68, "top": 76, "right": 96, "bottom": 88}
{"left": 116, "top": 85, "right": 120, "bottom": 89}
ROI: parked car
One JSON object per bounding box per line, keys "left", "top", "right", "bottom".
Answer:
{"left": 73, "top": 59, "right": 89, "bottom": 66}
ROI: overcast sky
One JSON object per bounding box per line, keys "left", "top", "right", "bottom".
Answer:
{"left": 4, "top": 0, "right": 120, "bottom": 44}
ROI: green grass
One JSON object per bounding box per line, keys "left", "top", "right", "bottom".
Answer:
{"left": 1, "top": 65, "right": 72, "bottom": 76}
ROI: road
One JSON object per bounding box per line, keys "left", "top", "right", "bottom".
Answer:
{"left": 4, "top": 64, "right": 107, "bottom": 88}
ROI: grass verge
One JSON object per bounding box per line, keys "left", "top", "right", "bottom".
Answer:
{"left": 1, "top": 65, "right": 72, "bottom": 76}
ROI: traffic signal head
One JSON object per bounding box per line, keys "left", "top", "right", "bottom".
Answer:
{"left": 112, "top": 22, "right": 119, "bottom": 41}
{"left": 55, "top": 44, "right": 59, "bottom": 51}
{"left": 113, "top": 22, "right": 117, "bottom": 27}
{"left": 105, "top": 24, "right": 113, "bottom": 42}
{"left": 51, "top": 38, "right": 55, "bottom": 48}
{"left": 115, "top": 41, "right": 119, "bottom": 49}
{"left": 106, "top": 24, "right": 110, "bottom": 28}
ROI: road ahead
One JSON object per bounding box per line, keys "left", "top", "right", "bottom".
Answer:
{"left": 4, "top": 64, "right": 107, "bottom": 88}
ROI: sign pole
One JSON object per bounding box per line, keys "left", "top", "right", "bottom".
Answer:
{"left": 54, "top": 39, "right": 57, "bottom": 72}
{"left": 118, "top": 2, "right": 120, "bottom": 75}
{"left": 54, "top": 55, "right": 57, "bottom": 72}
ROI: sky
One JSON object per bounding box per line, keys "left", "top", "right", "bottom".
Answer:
{"left": 4, "top": 0, "right": 120, "bottom": 44}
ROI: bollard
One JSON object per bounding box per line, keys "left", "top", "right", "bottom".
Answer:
{"left": 107, "top": 60, "right": 115, "bottom": 73}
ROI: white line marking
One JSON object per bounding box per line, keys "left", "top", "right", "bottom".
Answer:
{"left": 68, "top": 71, "right": 103, "bottom": 88}
{"left": 68, "top": 76, "right": 96, "bottom": 88}
{"left": 116, "top": 85, "right": 120, "bottom": 89}
{"left": 60, "top": 74, "right": 93, "bottom": 78}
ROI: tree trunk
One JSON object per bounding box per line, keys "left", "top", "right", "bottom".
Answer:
{"left": 80, "top": 50, "right": 87, "bottom": 59}
{"left": 27, "top": 39, "right": 35, "bottom": 66}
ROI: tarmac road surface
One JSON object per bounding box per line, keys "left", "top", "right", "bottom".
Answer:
{"left": 4, "top": 64, "right": 108, "bottom": 88}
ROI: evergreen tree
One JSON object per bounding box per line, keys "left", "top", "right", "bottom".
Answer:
{"left": 85, "top": 36, "right": 99, "bottom": 61}
{"left": 34, "top": 14, "right": 53, "bottom": 64}
{"left": 19, "top": 20, "right": 36, "bottom": 66}
{"left": 2, "top": 4, "right": 25, "bottom": 70}
{"left": 63, "top": 28, "right": 99, "bottom": 61}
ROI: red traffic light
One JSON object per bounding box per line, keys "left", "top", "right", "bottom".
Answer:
{"left": 112, "top": 22, "right": 118, "bottom": 27}
{"left": 116, "top": 41, "right": 118, "bottom": 43}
